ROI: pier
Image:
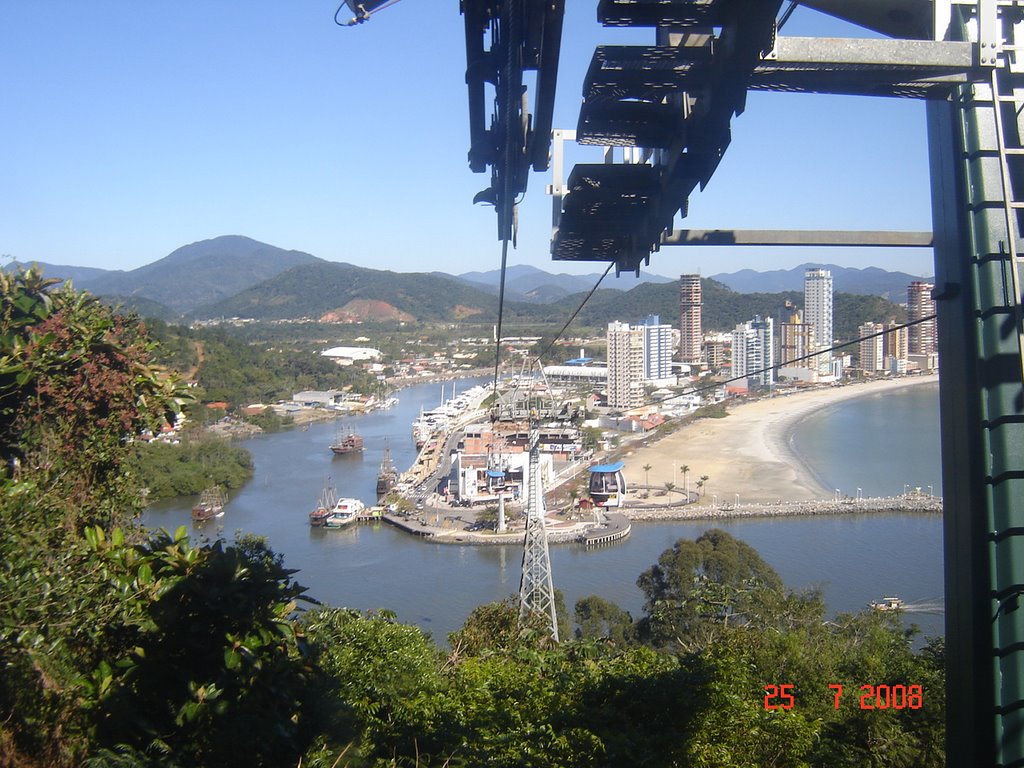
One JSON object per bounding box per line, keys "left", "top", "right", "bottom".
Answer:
{"left": 581, "top": 513, "right": 631, "bottom": 548}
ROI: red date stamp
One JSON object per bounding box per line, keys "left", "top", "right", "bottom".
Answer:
{"left": 764, "top": 684, "right": 923, "bottom": 710}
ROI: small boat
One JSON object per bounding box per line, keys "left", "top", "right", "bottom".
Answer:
{"left": 322, "top": 497, "right": 366, "bottom": 528}
{"left": 870, "top": 596, "right": 905, "bottom": 612}
{"left": 330, "top": 427, "right": 364, "bottom": 455}
{"left": 192, "top": 486, "right": 227, "bottom": 522}
{"left": 309, "top": 484, "right": 338, "bottom": 527}
{"left": 376, "top": 443, "right": 399, "bottom": 498}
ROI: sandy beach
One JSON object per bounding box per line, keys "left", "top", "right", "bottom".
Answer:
{"left": 620, "top": 375, "right": 939, "bottom": 504}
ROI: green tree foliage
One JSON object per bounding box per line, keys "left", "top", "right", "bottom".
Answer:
{"left": 147, "top": 323, "right": 376, "bottom": 410}
{"left": 574, "top": 595, "right": 636, "bottom": 646}
{"left": 637, "top": 528, "right": 785, "bottom": 649}
{"left": 0, "top": 267, "right": 188, "bottom": 532}
{"left": 128, "top": 436, "right": 254, "bottom": 500}
{"left": 89, "top": 529, "right": 316, "bottom": 767}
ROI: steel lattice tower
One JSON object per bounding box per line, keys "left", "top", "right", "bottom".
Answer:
{"left": 518, "top": 417, "right": 558, "bottom": 642}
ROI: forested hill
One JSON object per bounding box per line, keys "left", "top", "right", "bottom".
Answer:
{"left": 193, "top": 260, "right": 537, "bottom": 323}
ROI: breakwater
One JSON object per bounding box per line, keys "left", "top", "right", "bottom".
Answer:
{"left": 622, "top": 495, "right": 941, "bottom": 521}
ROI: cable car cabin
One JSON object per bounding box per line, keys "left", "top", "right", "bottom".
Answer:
{"left": 588, "top": 462, "right": 626, "bottom": 508}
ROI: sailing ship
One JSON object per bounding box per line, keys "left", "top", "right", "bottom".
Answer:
{"left": 330, "top": 426, "right": 364, "bottom": 455}
{"left": 376, "top": 442, "right": 399, "bottom": 498}
{"left": 192, "top": 486, "right": 227, "bottom": 522}
{"left": 309, "top": 483, "right": 338, "bottom": 527}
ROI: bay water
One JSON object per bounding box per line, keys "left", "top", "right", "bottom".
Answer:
{"left": 144, "top": 379, "right": 945, "bottom": 642}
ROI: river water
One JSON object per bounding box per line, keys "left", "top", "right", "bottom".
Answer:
{"left": 144, "top": 379, "right": 945, "bottom": 643}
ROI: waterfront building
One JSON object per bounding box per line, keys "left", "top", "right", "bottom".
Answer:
{"left": 679, "top": 274, "right": 702, "bottom": 364}
{"left": 732, "top": 315, "right": 774, "bottom": 390}
{"left": 606, "top": 321, "right": 645, "bottom": 409}
{"left": 858, "top": 322, "right": 885, "bottom": 372}
{"left": 804, "top": 268, "right": 834, "bottom": 375}
{"left": 907, "top": 281, "right": 938, "bottom": 355}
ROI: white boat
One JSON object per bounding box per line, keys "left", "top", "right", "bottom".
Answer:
{"left": 322, "top": 497, "right": 366, "bottom": 528}
{"left": 870, "top": 596, "right": 905, "bottom": 611}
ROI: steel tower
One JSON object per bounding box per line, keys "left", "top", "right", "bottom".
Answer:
{"left": 518, "top": 415, "right": 559, "bottom": 642}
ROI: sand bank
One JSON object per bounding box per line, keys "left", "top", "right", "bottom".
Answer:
{"left": 620, "top": 375, "right": 939, "bottom": 504}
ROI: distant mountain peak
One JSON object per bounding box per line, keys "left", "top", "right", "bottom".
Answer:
{"left": 709, "top": 263, "right": 933, "bottom": 299}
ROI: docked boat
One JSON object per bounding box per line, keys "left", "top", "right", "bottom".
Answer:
{"left": 330, "top": 427, "right": 364, "bottom": 455}
{"left": 376, "top": 443, "right": 399, "bottom": 498}
{"left": 309, "top": 484, "right": 338, "bottom": 527}
{"left": 322, "top": 497, "right": 366, "bottom": 528}
{"left": 192, "top": 486, "right": 227, "bottom": 522}
{"left": 870, "top": 596, "right": 905, "bottom": 612}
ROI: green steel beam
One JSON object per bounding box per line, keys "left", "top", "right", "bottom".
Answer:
{"left": 928, "top": 35, "right": 1024, "bottom": 763}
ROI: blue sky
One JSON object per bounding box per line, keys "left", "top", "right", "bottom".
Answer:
{"left": 1, "top": 2, "right": 933, "bottom": 280}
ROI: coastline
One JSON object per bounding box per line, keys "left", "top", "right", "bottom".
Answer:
{"left": 620, "top": 375, "right": 940, "bottom": 504}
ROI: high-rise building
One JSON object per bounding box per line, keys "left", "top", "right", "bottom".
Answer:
{"left": 639, "top": 314, "right": 673, "bottom": 381}
{"left": 704, "top": 337, "right": 727, "bottom": 371}
{"left": 858, "top": 321, "right": 885, "bottom": 372}
{"left": 883, "top": 318, "right": 909, "bottom": 365}
{"left": 732, "top": 315, "right": 774, "bottom": 389}
{"left": 804, "top": 268, "right": 834, "bottom": 375}
{"left": 679, "top": 275, "right": 702, "bottom": 364}
{"left": 776, "top": 301, "right": 816, "bottom": 370}
{"left": 606, "top": 321, "right": 645, "bottom": 409}
{"left": 907, "top": 281, "right": 937, "bottom": 355}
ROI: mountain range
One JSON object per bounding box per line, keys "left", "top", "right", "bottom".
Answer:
{"left": 10, "top": 235, "right": 918, "bottom": 333}
{"left": 709, "top": 264, "right": 932, "bottom": 301}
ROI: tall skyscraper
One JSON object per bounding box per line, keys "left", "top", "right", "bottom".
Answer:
{"left": 679, "top": 275, "right": 702, "bottom": 364}
{"left": 883, "top": 318, "right": 909, "bottom": 365}
{"left": 639, "top": 314, "right": 673, "bottom": 381}
{"left": 907, "top": 281, "right": 938, "bottom": 355}
{"left": 858, "top": 321, "right": 885, "bottom": 372}
{"left": 606, "top": 321, "right": 645, "bottom": 409}
{"left": 804, "top": 268, "right": 834, "bottom": 375}
{"left": 732, "top": 315, "right": 774, "bottom": 389}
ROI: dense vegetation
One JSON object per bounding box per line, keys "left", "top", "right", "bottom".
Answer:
{"left": 128, "top": 436, "right": 254, "bottom": 501}
{"left": 145, "top": 321, "right": 377, "bottom": 408}
{"left": 0, "top": 271, "right": 943, "bottom": 767}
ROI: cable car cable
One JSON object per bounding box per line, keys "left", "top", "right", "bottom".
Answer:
{"left": 534, "top": 262, "right": 615, "bottom": 365}
{"left": 674, "top": 313, "right": 939, "bottom": 402}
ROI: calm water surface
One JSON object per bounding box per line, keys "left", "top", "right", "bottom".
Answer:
{"left": 145, "top": 380, "right": 945, "bottom": 642}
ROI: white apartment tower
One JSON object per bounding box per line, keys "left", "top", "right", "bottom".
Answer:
{"left": 606, "top": 321, "right": 645, "bottom": 409}
{"left": 639, "top": 314, "right": 673, "bottom": 381}
{"left": 804, "top": 268, "right": 834, "bottom": 375}
{"left": 732, "top": 315, "right": 774, "bottom": 389}
{"left": 907, "top": 281, "right": 938, "bottom": 355}
{"left": 679, "top": 275, "right": 702, "bottom": 364}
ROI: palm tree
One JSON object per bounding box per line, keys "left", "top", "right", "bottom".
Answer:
{"left": 695, "top": 479, "right": 704, "bottom": 500}
{"left": 664, "top": 481, "right": 675, "bottom": 497}
{"left": 700, "top": 475, "right": 709, "bottom": 498}
{"left": 643, "top": 463, "right": 652, "bottom": 490}
{"left": 681, "top": 464, "right": 691, "bottom": 499}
